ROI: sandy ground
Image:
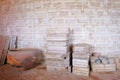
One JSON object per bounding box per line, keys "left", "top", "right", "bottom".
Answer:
{"left": 0, "top": 64, "right": 120, "bottom": 80}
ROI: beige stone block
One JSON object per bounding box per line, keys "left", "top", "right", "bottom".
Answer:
{"left": 65, "top": 2, "right": 82, "bottom": 9}
{"left": 87, "top": 1, "right": 104, "bottom": 8}
{"left": 73, "top": 47, "right": 90, "bottom": 53}
{"left": 46, "top": 58, "right": 70, "bottom": 67}
{"left": 47, "top": 27, "right": 69, "bottom": 34}
{"left": 47, "top": 50, "right": 69, "bottom": 54}
{"left": 70, "top": 10, "right": 82, "bottom": 16}
{"left": 47, "top": 41, "right": 68, "bottom": 46}
{"left": 91, "top": 63, "right": 105, "bottom": 72}
{"left": 47, "top": 33, "right": 68, "bottom": 38}
{"left": 45, "top": 52, "right": 70, "bottom": 60}
{"left": 59, "top": 10, "right": 69, "bottom": 16}
{"left": 47, "top": 46, "right": 69, "bottom": 52}
{"left": 104, "top": 64, "right": 116, "bottom": 71}
{"left": 47, "top": 37, "right": 68, "bottom": 41}
{"left": 72, "top": 66, "right": 89, "bottom": 76}
{"left": 54, "top": 2, "right": 64, "bottom": 9}
{"left": 42, "top": 2, "right": 52, "bottom": 10}
{"left": 73, "top": 53, "right": 89, "bottom": 59}
{"left": 73, "top": 58, "right": 89, "bottom": 68}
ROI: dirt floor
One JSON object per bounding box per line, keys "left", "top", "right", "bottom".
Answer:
{"left": 0, "top": 64, "right": 120, "bottom": 80}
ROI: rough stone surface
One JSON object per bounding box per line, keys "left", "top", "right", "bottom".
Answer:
{"left": 7, "top": 49, "right": 44, "bottom": 69}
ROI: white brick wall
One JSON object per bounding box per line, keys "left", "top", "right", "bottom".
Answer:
{"left": 0, "top": 0, "right": 120, "bottom": 55}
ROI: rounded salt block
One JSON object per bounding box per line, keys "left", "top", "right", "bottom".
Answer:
{"left": 91, "top": 57, "right": 98, "bottom": 63}
{"left": 95, "top": 59, "right": 102, "bottom": 64}
{"left": 108, "top": 58, "right": 115, "bottom": 64}
{"left": 99, "top": 56, "right": 110, "bottom": 64}
{"left": 101, "top": 58, "right": 109, "bottom": 64}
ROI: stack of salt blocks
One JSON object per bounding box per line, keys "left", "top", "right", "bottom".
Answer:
{"left": 72, "top": 27, "right": 91, "bottom": 76}
{"left": 72, "top": 43, "right": 90, "bottom": 76}
{"left": 46, "top": 27, "right": 71, "bottom": 72}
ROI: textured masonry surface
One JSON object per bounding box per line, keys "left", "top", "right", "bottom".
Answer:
{"left": 0, "top": 0, "right": 120, "bottom": 55}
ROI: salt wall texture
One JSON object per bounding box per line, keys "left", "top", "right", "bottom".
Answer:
{"left": 0, "top": 0, "right": 120, "bottom": 55}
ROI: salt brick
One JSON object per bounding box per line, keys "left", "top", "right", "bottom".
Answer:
{"left": 73, "top": 59, "right": 89, "bottom": 67}
{"left": 47, "top": 46, "right": 69, "bottom": 52}
{"left": 91, "top": 64, "right": 105, "bottom": 72}
{"left": 42, "top": 2, "right": 51, "bottom": 10}
{"left": 59, "top": 10, "right": 69, "bottom": 16}
{"left": 47, "top": 51, "right": 69, "bottom": 54}
{"left": 47, "top": 41, "right": 68, "bottom": 46}
{"left": 47, "top": 37, "right": 68, "bottom": 41}
{"left": 45, "top": 52, "right": 69, "bottom": 60}
{"left": 46, "top": 60, "right": 69, "bottom": 67}
{"left": 73, "top": 53, "right": 89, "bottom": 59}
{"left": 73, "top": 47, "right": 89, "bottom": 53}
{"left": 47, "top": 32, "right": 68, "bottom": 37}
{"left": 72, "top": 66, "right": 89, "bottom": 76}
{"left": 47, "top": 27, "right": 69, "bottom": 33}
{"left": 54, "top": 2, "right": 64, "bottom": 9}
{"left": 65, "top": 2, "right": 82, "bottom": 9}
{"left": 87, "top": 1, "right": 104, "bottom": 8}
{"left": 70, "top": 10, "right": 81, "bottom": 16}
{"left": 104, "top": 64, "right": 116, "bottom": 71}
